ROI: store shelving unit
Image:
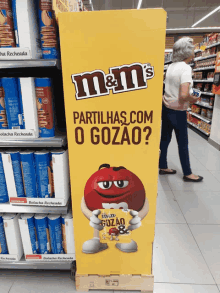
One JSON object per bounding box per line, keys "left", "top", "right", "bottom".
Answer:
{"left": 189, "top": 40, "right": 220, "bottom": 139}
{"left": 0, "top": 256, "right": 72, "bottom": 270}
{"left": 195, "top": 101, "right": 213, "bottom": 109}
{"left": 193, "top": 66, "right": 215, "bottom": 71}
{"left": 199, "top": 91, "right": 214, "bottom": 96}
{"left": 189, "top": 111, "right": 211, "bottom": 124}
{"left": 0, "top": 202, "right": 69, "bottom": 214}
{"left": 0, "top": 133, "right": 67, "bottom": 148}
{"left": 187, "top": 121, "right": 210, "bottom": 137}
{"left": 194, "top": 54, "right": 217, "bottom": 62}
{"left": 193, "top": 79, "right": 214, "bottom": 82}
{"left": 0, "top": 60, "right": 70, "bottom": 270}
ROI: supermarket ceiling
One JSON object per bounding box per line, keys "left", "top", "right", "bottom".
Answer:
{"left": 92, "top": 0, "right": 220, "bottom": 28}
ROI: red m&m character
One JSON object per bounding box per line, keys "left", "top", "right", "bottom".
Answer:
{"left": 81, "top": 164, "right": 149, "bottom": 254}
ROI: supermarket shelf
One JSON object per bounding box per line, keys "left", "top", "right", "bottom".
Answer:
{"left": 193, "top": 66, "right": 215, "bottom": 71}
{"left": 194, "top": 49, "right": 202, "bottom": 53}
{"left": 195, "top": 102, "right": 213, "bottom": 109}
{"left": 200, "top": 91, "right": 215, "bottom": 96}
{"left": 0, "top": 202, "right": 69, "bottom": 214}
{"left": 0, "top": 133, "right": 67, "bottom": 148}
{"left": 187, "top": 121, "right": 210, "bottom": 137}
{"left": 167, "top": 27, "right": 220, "bottom": 34}
{"left": 0, "top": 59, "right": 61, "bottom": 70}
{"left": 194, "top": 54, "right": 217, "bottom": 62}
{"left": 0, "top": 59, "right": 61, "bottom": 77}
{"left": 193, "top": 79, "right": 214, "bottom": 82}
{"left": 189, "top": 111, "right": 212, "bottom": 124}
{"left": 206, "top": 42, "right": 220, "bottom": 49}
{"left": 0, "top": 256, "right": 73, "bottom": 270}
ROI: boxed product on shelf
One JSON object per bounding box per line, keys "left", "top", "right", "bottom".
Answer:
{"left": 34, "top": 78, "right": 55, "bottom": 138}
{"left": 194, "top": 72, "right": 203, "bottom": 80}
{"left": 19, "top": 213, "right": 75, "bottom": 261}
{"left": 201, "top": 108, "right": 207, "bottom": 117}
{"left": 11, "top": 0, "right": 42, "bottom": 59}
{"left": 210, "top": 97, "right": 214, "bottom": 106}
{"left": 208, "top": 33, "right": 218, "bottom": 45}
{"left": 0, "top": 0, "right": 16, "bottom": 48}
{"left": 191, "top": 117, "right": 200, "bottom": 125}
{"left": 207, "top": 71, "right": 214, "bottom": 80}
{"left": 0, "top": 76, "right": 57, "bottom": 139}
{"left": 199, "top": 121, "right": 210, "bottom": 134}
{"left": 38, "top": 0, "right": 60, "bottom": 59}
{"left": 210, "top": 47, "right": 217, "bottom": 55}
{"left": 207, "top": 109, "right": 213, "bottom": 119}
{"left": 191, "top": 105, "right": 200, "bottom": 114}
{"left": 203, "top": 83, "right": 211, "bottom": 92}
{"left": 195, "top": 83, "right": 203, "bottom": 90}
{"left": 164, "top": 52, "right": 172, "bottom": 63}
{"left": 0, "top": 77, "right": 39, "bottom": 138}
{"left": 0, "top": 153, "right": 9, "bottom": 203}
{"left": 0, "top": 213, "right": 23, "bottom": 261}
{"left": 201, "top": 97, "right": 210, "bottom": 104}
{"left": 2, "top": 150, "right": 70, "bottom": 206}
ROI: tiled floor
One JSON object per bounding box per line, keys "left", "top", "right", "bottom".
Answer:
{"left": 1, "top": 129, "right": 220, "bottom": 292}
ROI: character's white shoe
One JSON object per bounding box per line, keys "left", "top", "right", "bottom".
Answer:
{"left": 82, "top": 238, "right": 108, "bottom": 254}
{"left": 115, "top": 240, "right": 138, "bottom": 253}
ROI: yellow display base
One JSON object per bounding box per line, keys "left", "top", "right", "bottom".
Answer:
{"left": 75, "top": 273, "right": 154, "bottom": 292}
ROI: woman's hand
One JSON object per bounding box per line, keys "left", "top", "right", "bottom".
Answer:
{"left": 179, "top": 82, "right": 199, "bottom": 103}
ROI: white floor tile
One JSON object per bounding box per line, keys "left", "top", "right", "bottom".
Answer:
{"left": 154, "top": 283, "right": 219, "bottom": 293}
{"left": 166, "top": 170, "right": 220, "bottom": 192}
{"left": 167, "top": 154, "right": 207, "bottom": 172}
{"left": 0, "top": 273, "right": 14, "bottom": 293}
{"left": 173, "top": 191, "right": 220, "bottom": 224}
{"left": 153, "top": 224, "right": 215, "bottom": 284}
{"left": 9, "top": 274, "right": 76, "bottom": 293}
{"left": 156, "top": 190, "right": 186, "bottom": 224}
{"left": 190, "top": 224, "right": 220, "bottom": 284}
{"left": 195, "top": 152, "right": 220, "bottom": 171}
{"left": 157, "top": 176, "right": 171, "bottom": 191}
{"left": 210, "top": 171, "right": 220, "bottom": 182}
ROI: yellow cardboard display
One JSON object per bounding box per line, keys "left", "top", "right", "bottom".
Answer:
{"left": 59, "top": 9, "right": 166, "bottom": 276}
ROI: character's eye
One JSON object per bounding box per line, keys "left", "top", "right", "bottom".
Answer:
{"left": 114, "top": 180, "right": 129, "bottom": 188}
{"left": 98, "top": 181, "right": 113, "bottom": 189}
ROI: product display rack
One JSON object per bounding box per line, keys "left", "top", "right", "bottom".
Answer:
{"left": 0, "top": 59, "right": 71, "bottom": 270}
{"left": 0, "top": 132, "right": 67, "bottom": 148}
{"left": 0, "top": 256, "right": 72, "bottom": 270}
{"left": 193, "top": 66, "right": 215, "bottom": 71}
{"left": 190, "top": 39, "right": 219, "bottom": 138}
{"left": 164, "top": 34, "right": 220, "bottom": 141}
{"left": 0, "top": 202, "right": 69, "bottom": 214}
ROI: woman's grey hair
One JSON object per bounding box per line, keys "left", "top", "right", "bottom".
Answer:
{"left": 172, "top": 37, "right": 194, "bottom": 62}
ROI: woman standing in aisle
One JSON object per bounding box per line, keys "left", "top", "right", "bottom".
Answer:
{"left": 159, "top": 37, "right": 203, "bottom": 182}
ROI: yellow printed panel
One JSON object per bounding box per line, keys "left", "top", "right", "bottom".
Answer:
{"left": 59, "top": 9, "right": 166, "bottom": 275}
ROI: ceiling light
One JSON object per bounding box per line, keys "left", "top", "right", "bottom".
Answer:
{"left": 137, "top": 0, "right": 143, "bottom": 10}
{"left": 191, "top": 5, "right": 220, "bottom": 27}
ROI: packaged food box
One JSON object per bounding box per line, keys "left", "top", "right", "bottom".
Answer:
{"left": 207, "top": 110, "right": 213, "bottom": 119}
{"left": 203, "top": 83, "right": 210, "bottom": 92}
{"left": 201, "top": 97, "right": 209, "bottom": 104}
{"left": 210, "top": 97, "right": 214, "bottom": 106}
{"left": 207, "top": 72, "right": 214, "bottom": 79}
{"left": 195, "top": 83, "right": 203, "bottom": 90}
{"left": 201, "top": 108, "right": 207, "bottom": 117}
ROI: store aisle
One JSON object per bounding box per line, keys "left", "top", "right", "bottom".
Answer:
{"left": 1, "top": 129, "right": 220, "bottom": 293}
{"left": 154, "top": 128, "right": 220, "bottom": 293}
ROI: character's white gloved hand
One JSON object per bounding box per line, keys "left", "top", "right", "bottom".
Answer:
{"left": 127, "top": 210, "right": 141, "bottom": 231}
{"left": 89, "top": 209, "right": 103, "bottom": 231}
